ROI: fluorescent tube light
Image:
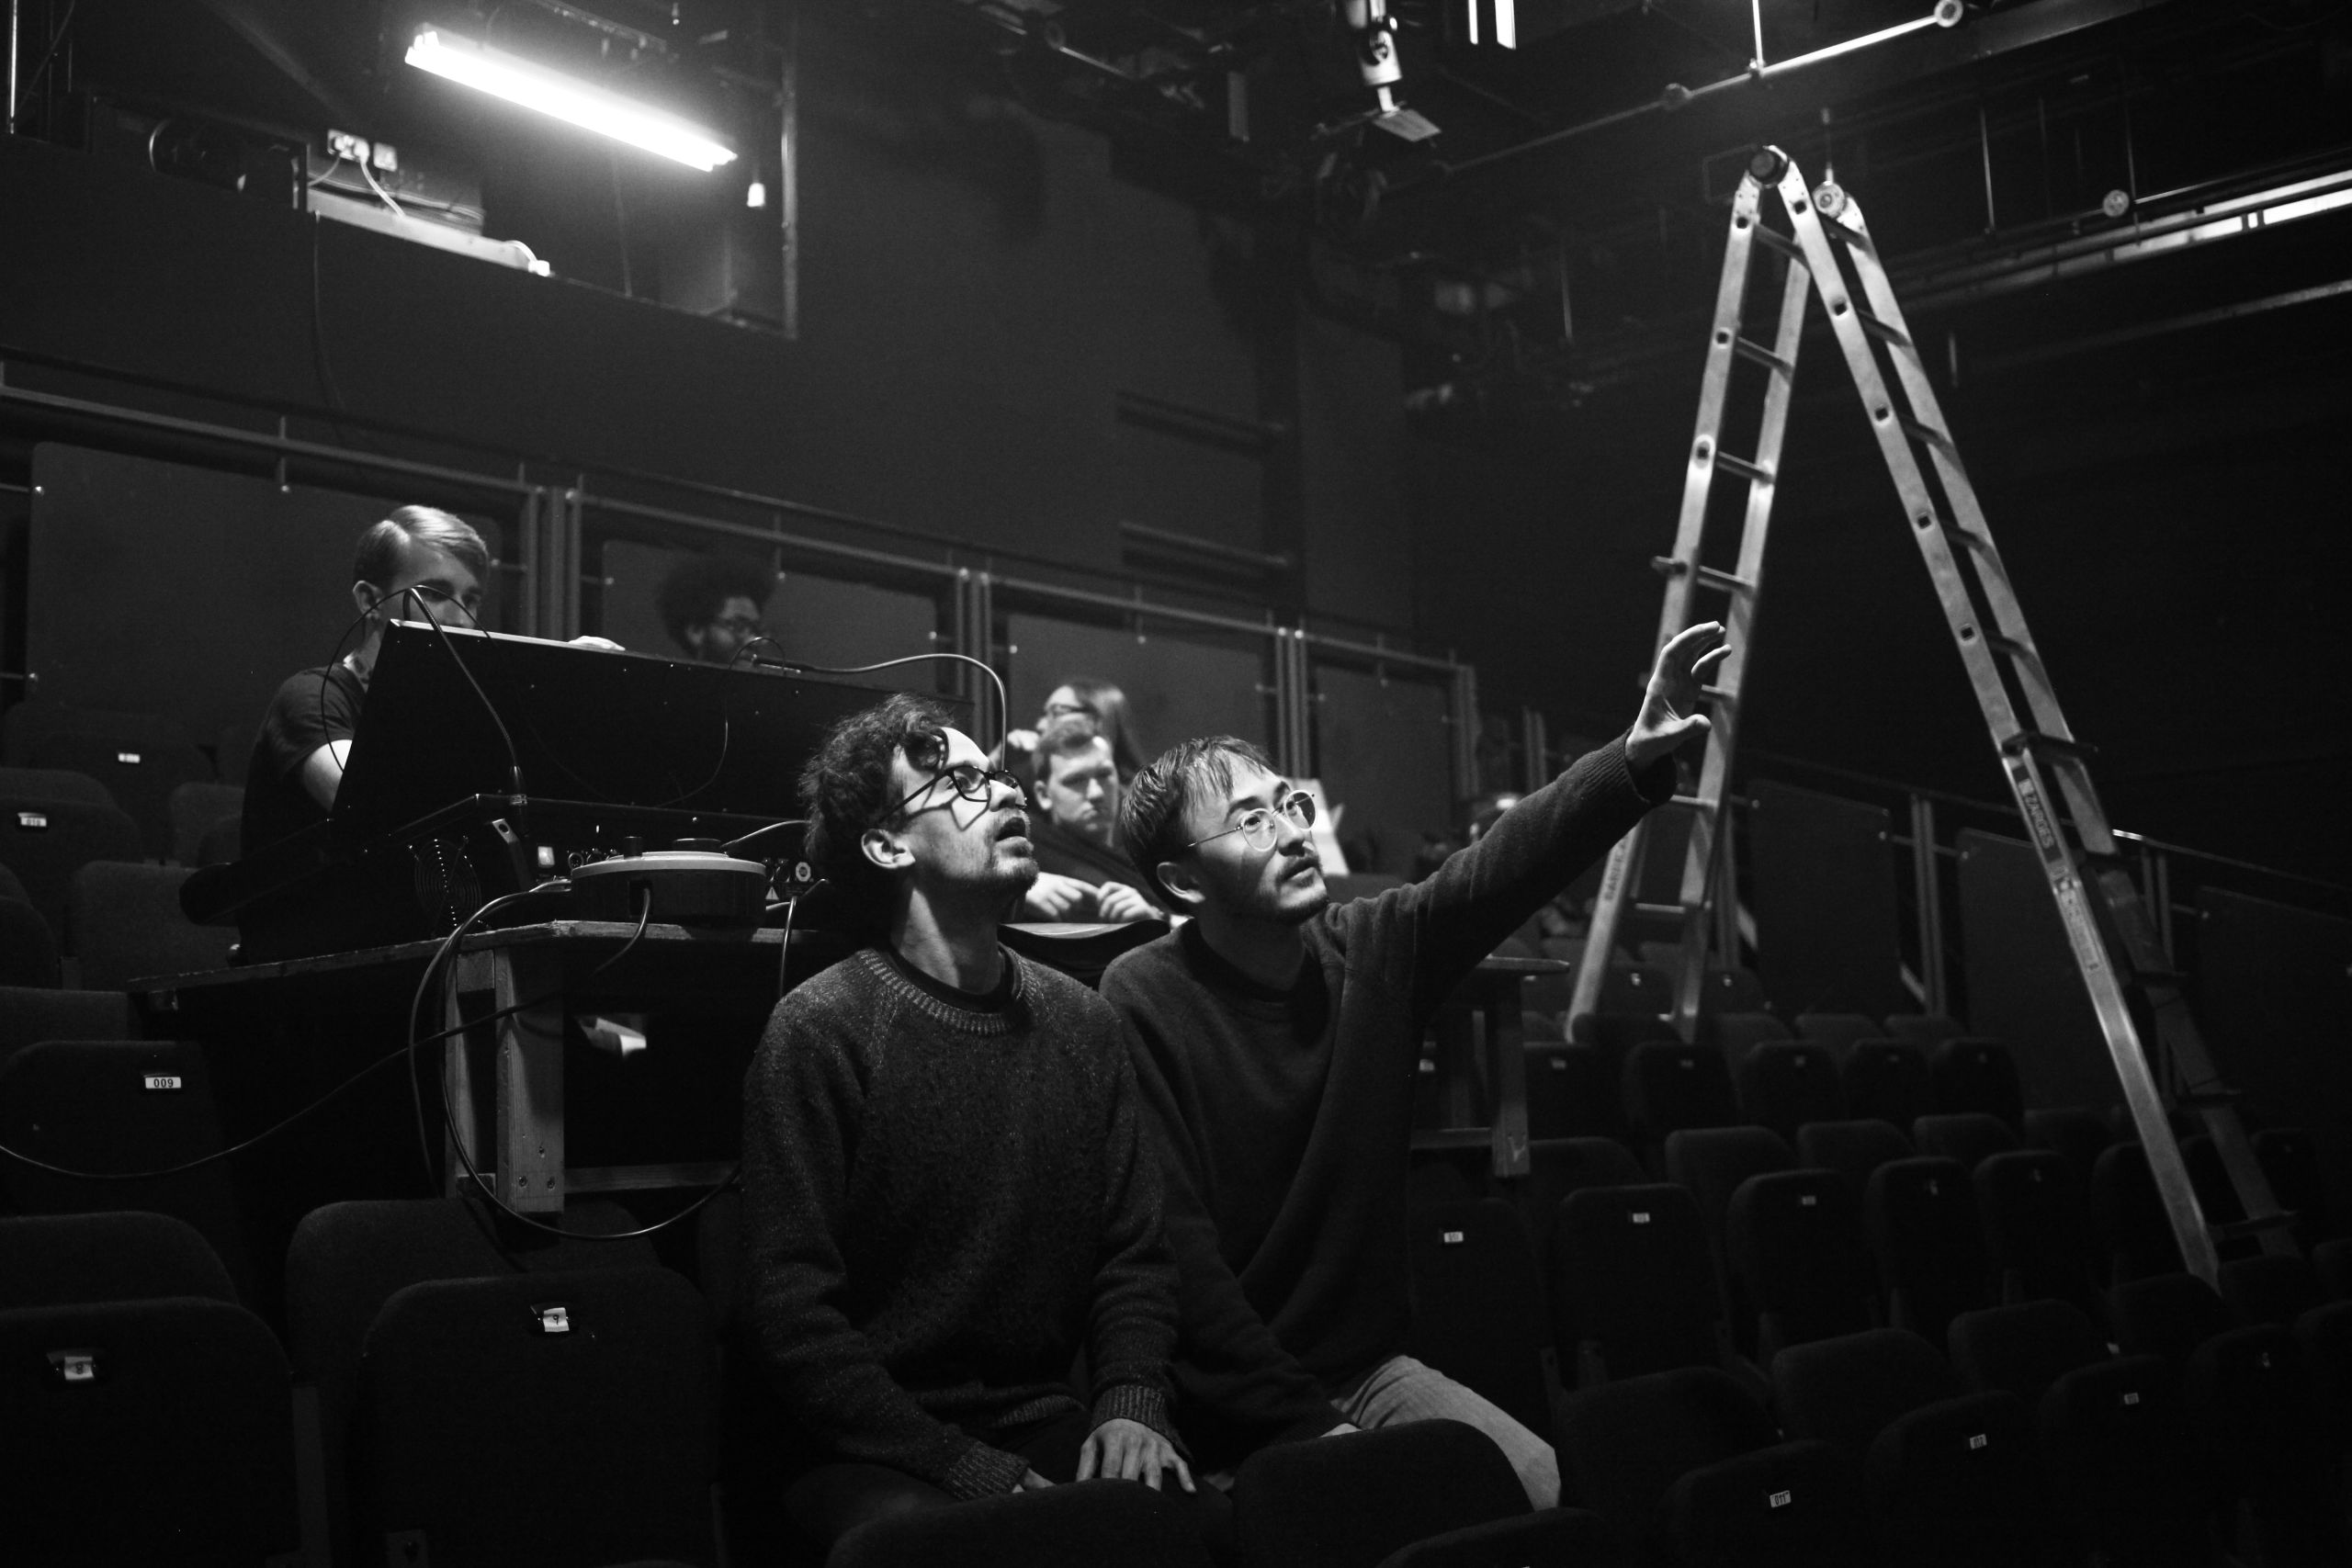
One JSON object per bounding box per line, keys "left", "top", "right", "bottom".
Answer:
{"left": 405, "top": 26, "right": 736, "bottom": 172}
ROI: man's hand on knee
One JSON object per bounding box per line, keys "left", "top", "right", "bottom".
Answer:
{"left": 1077, "top": 1416, "right": 1196, "bottom": 1493}
{"left": 1011, "top": 1469, "right": 1053, "bottom": 1494}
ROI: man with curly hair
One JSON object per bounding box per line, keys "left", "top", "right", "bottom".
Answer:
{"left": 738, "top": 692, "right": 1204, "bottom": 1549}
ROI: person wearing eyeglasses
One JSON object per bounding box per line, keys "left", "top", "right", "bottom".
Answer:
{"left": 1098, "top": 623, "right": 1730, "bottom": 1503}
{"left": 737, "top": 693, "right": 1215, "bottom": 1553}
{"left": 656, "top": 551, "right": 773, "bottom": 666}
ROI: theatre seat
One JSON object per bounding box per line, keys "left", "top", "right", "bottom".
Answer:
{"left": 0, "top": 764, "right": 115, "bottom": 808}
{"left": 1773, "top": 1328, "right": 2058, "bottom": 1568}
{"left": 1974, "top": 1150, "right": 2102, "bottom": 1315}
{"left": 286, "top": 1195, "right": 664, "bottom": 1562}
{"left": 29, "top": 730, "right": 214, "bottom": 863}
{"left": 1882, "top": 1013, "right": 1965, "bottom": 1047}
{"left": 1552, "top": 1183, "right": 1726, "bottom": 1387}
{"left": 1735, "top": 1040, "right": 1845, "bottom": 1144}
{"left": 1796, "top": 1119, "right": 1913, "bottom": 1205}
{"left": 68, "top": 861, "right": 235, "bottom": 987}
{"left": 1927, "top": 1038, "right": 2024, "bottom": 1128}
{"left": 0, "top": 1210, "right": 238, "bottom": 1310}
{"left": 1555, "top": 1367, "right": 1779, "bottom": 1563}
{"left": 0, "top": 1294, "right": 302, "bottom": 1564}
{"left": 1407, "top": 1200, "right": 1553, "bottom": 1436}
{"left": 0, "top": 895, "right": 61, "bottom": 987}
{"left": 2093, "top": 1143, "right": 2188, "bottom": 1281}
{"left": 0, "top": 1037, "right": 256, "bottom": 1305}
{"left": 1865, "top": 1156, "right": 1993, "bottom": 1346}
{"left": 1231, "top": 1420, "right": 1528, "bottom": 1568}
{"left": 167, "top": 780, "right": 244, "bottom": 867}
{"left": 1911, "top": 1111, "right": 2018, "bottom": 1175}
{"left": 1792, "top": 1012, "right": 1880, "bottom": 1060}
{"left": 1524, "top": 1043, "right": 1621, "bottom": 1140}
{"left": 1623, "top": 1043, "right": 1740, "bottom": 1170}
{"left": 1841, "top": 1040, "right": 1930, "bottom": 1130}
{"left": 2022, "top": 1105, "right": 2116, "bottom": 1194}
{"left": 831, "top": 1481, "right": 1216, "bottom": 1568}
{"left": 1726, "top": 1168, "right": 1879, "bottom": 1360}
{"left": 1664, "top": 1437, "right": 1871, "bottom": 1567}
{"left": 351, "top": 1268, "right": 718, "bottom": 1568}
{"left": 0, "top": 984, "right": 141, "bottom": 1060}
{"left": 0, "top": 795, "right": 144, "bottom": 945}
{"left": 1371, "top": 1506, "right": 1624, "bottom": 1568}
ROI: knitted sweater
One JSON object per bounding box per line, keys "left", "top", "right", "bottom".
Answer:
{"left": 739, "top": 945, "right": 1182, "bottom": 1499}
{"left": 1101, "top": 736, "right": 1669, "bottom": 1460}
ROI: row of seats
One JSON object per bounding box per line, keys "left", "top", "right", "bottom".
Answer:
{"left": 1408, "top": 1122, "right": 2339, "bottom": 1393}
{"left": 1, "top": 1204, "right": 1625, "bottom": 1568}
{"left": 0, "top": 700, "right": 247, "bottom": 863}
{"left": 0, "top": 859, "right": 235, "bottom": 986}
{"left": 1554, "top": 1292, "right": 2352, "bottom": 1568}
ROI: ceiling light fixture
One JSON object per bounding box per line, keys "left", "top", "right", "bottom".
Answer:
{"left": 404, "top": 26, "right": 736, "bottom": 172}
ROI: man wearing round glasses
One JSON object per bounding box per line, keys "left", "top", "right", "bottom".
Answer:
{"left": 1100, "top": 622, "right": 1729, "bottom": 1503}
{"left": 738, "top": 694, "right": 1206, "bottom": 1551}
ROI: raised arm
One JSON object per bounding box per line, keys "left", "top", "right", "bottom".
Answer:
{"left": 1382, "top": 621, "right": 1730, "bottom": 1018}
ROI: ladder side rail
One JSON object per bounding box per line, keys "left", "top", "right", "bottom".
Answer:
{"left": 1840, "top": 191, "right": 2287, "bottom": 1260}
{"left": 1831, "top": 201, "right": 2097, "bottom": 820}
{"left": 1783, "top": 168, "right": 2222, "bottom": 1282}
{"left": 1570, "top": 170, "right": 1775, "bottom": 1031}
{"left": 1668, "top": 253, "right": 1814, "bottom": 1038}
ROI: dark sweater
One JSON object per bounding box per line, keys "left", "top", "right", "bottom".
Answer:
{"left": 740, "top": 944, "right": 1182, "bottom": 1500}
{"left": 1101, "top": 737, "right": 1669, "bottom": 1460}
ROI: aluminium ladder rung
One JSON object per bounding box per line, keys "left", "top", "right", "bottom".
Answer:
{"left": 2213, "top": 1212, "right": 2301, "bottom": 1244}
{"left": 1650, "top": 558, "right": 1758, "bottom": 596}
{"left": 1988, "top": 632, "right": 2043, "bottom": 664}
{"left": 1668, "top": 794, "right": 1722, "bottom": 813}
{"left": 1713, "top": 450, "right": 1773, "bottom": 484}
{"left": 1752, "top": 225, "right": 1804, "bottom": 261}
{"left": 1998, "top": 729, "right": 2098, "bottom": 761}
{"left": 1634, "top": 901, "right": 1696, "bottom": 920}
{"left": 1731, "top": 336, "right": 1796, "bottom": 378}
{"left": 2177, "top": 1087, "right": 2247, "bottom": 1109}
{"left": 1896, "top": 414, "right": 1955, "bottom": 454}
{"left": 1700, "top": 684, "right": 1737, "bottom": 708}
{"left": 1855, "top": 308, "right": 1913, "bottom": 350}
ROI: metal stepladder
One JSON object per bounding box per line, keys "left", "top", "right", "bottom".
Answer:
{"left": 1565, "top": 146, "right": 2294, "bottom": 1282}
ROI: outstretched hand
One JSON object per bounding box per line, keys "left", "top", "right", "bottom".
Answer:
{"left": 1626, "top": 621, "right": 1731, "bottom": 771}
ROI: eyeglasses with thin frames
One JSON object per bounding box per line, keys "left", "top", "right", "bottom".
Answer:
{"left": 880, "top": 761, "right": 1024, "bottom": 824}
{"left": 1185, "top": 791, "right": 1317, "bottom": 854}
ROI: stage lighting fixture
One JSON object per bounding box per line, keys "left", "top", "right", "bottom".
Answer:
{"left": 404, "top": 26, "right": 736, "bottom": 172}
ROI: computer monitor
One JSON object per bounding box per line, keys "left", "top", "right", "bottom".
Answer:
{"left": 333, "top": 621, "right": 922, "bottom": 836}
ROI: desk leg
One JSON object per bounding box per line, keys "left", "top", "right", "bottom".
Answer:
{"left": 1431, "top": 1003, "right": 1478, "bottom": 1131}
{"left": 1485, "top": 977, "right": 1531, "bottom": 1179}
{"left": 444, "top": 953, "right": 488, "bottom": 1199}
{"left": 494, "top": 945, "right": 566, "bottom": 1213}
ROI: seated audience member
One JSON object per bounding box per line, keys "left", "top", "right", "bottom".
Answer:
{"left": 240, "top": 507, "right": 620, "bottom": 854}
{"left": 1021, "top": 714, "right": 1163, "bottom": 925}
{"left": 1004, "top": 675, "right": 1147, "bottom": 779}
{"left": 240, "top": 507, "right": 488, "bottom": 855}
{"left": 1100, "top": 623, "right": 1729, "bottom": 1503}
{"left": 739, "top": 694, "right": 1203, "bottom": 1550}
{"left": 658, "top": 552, "right": 773, "bottom": 666}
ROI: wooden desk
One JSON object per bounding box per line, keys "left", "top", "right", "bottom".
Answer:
{"left": 1414, "top": 956, "right": 1564, "bottom": 1180}
{"left": 140, "top": 920, "right": 819, "bottom": 1214}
